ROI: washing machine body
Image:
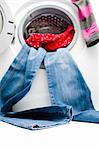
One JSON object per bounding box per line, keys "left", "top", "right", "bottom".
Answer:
{"left": 0, "top": 0, "right": 99, "bottom": 112}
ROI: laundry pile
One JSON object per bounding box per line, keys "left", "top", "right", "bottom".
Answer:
{"left": 0, "top": 44, "right": 99, "bottom": 130}
{"left": 25, "top": 25, "right": 75, "bottom": 51}
{"left": 0, "top": 0, "right": 99, "bottom": 131}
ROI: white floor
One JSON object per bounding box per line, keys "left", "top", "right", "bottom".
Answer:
{"left": 0, "top": 0, "right": 99, "bottom": 150}
{"left": 0, "top": 121, "right": 99, "bottom": 150}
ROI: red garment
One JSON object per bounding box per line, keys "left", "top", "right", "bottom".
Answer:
{"left": 25, "top": 25, "right": 75, "bottom": 51}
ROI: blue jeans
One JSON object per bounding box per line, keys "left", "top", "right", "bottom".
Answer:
{"left": 0, "top": 44, "right": 99, "bottom": 130}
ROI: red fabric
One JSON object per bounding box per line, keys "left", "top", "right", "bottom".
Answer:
{"left": 25, "top": 25, "right": 75, "bottom": 51}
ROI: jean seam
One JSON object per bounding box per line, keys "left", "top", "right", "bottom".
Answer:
{"left": 45, "top": 65, "right": 56, "bottom": 105}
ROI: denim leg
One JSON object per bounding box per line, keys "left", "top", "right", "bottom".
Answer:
{"left": 0, "top": 105, "right": 72, "bottom": 130}
{"left": 0, "top": 45, "right": 46, "bottom": 113}
{"left": 0, "top": 46, "right": 72, "bottom": 130}
{"left": 73, "top": 110, "right": 99, "bottom": 123}
{"left": 45, "top": 48, "right": 99, "bottom": 123}
{"left": 1, "top": 46, "right": 98, "bottom": 130}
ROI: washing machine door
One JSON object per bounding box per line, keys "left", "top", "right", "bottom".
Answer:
{"left": 0, "top": 0, "right": 14, "bottom": 54}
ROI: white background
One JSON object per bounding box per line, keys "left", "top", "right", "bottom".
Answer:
{"left": 0, "top": 0, "right": 99, "bottom": 150}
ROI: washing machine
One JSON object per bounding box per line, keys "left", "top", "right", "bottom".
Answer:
{"left": 0, "top": 0, "right": 99, "bottom": 113}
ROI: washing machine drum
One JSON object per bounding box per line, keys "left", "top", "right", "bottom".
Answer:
{"left": 0, "top": 0, "right": 14, "bottom": 54}
{"left": 17, "top": 0, "right": 78, "bottom": 52}
{"left": 25, "top": 13, "right": 74, "bottom": 52}
{"left": 0, "top": 0, "right": 77, "bottom": 54}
